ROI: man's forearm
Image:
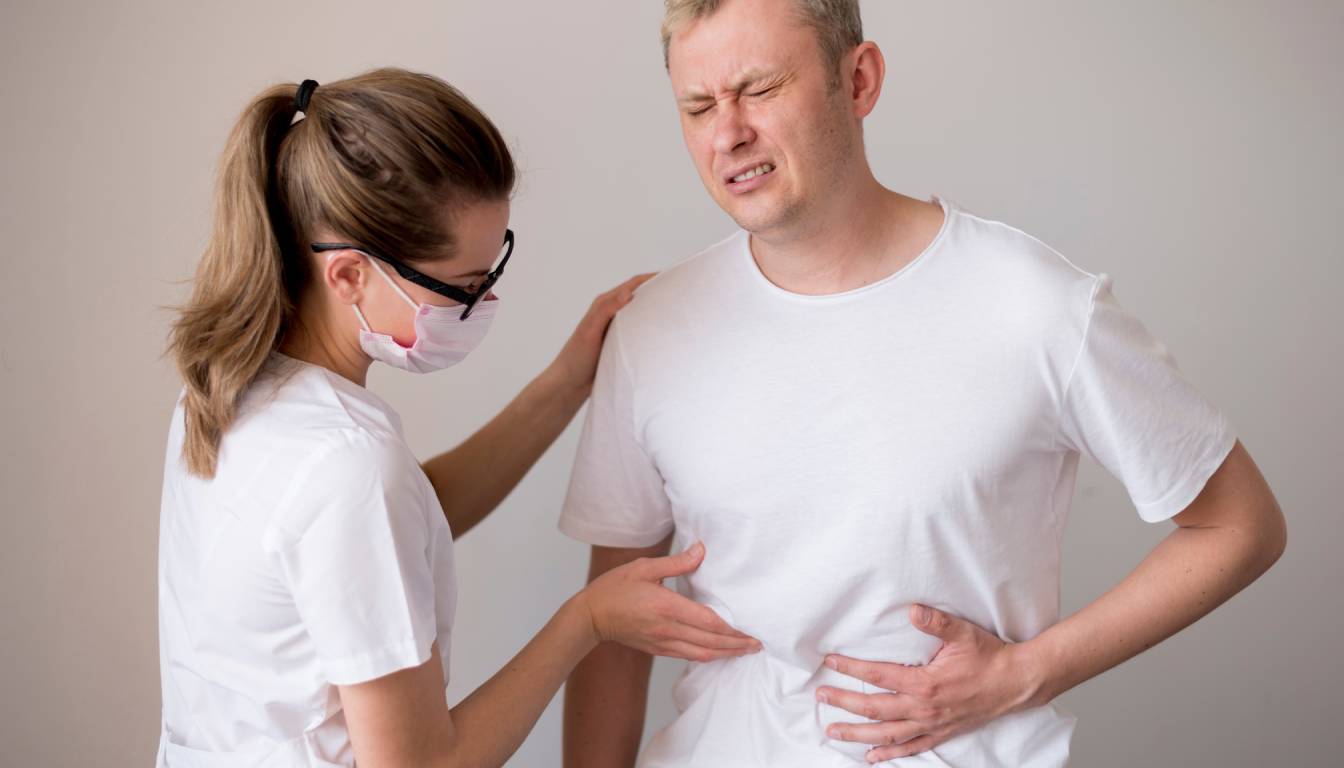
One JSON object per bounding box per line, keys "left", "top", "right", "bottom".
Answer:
{"left": 1017, "top": 443, "right": 1286, "bottom": 707}
{"left": 564, "top": 641, "right": 655, "bottom": 768}
{"left": 1019, "top": 519, "right": 1279, "bottom": 706}
{"left": 421, "top": 366, "right": 587, "bottom": 538}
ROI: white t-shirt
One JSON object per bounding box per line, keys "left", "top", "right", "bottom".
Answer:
{"left": 156, "top": 353, "right": 456, "bottom": 767}
{"left": 559, "top": 196, "right": 1235, "bottom": 767}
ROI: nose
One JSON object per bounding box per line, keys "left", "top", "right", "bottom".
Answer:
{"left": 712, "top": 101, "right": 755, "bottom": 156}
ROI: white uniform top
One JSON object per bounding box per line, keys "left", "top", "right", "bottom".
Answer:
{"left": 156, "top": 353, "right": 456, "bottom": 767}
{"left": 559, "top": 197, "right": 1236, "bottom": 767}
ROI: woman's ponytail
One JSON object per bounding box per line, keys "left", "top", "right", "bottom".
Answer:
{"left": 167, "top": 86, "right": 300, "bottom": 478}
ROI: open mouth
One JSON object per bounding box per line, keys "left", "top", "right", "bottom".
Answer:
{"left": 724, "top": 162, "right": 777, "bottom": 194}
{"left": 727, "top": 162, "right": 776, "bottom": 184}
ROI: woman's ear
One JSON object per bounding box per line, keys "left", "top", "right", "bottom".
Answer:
{"left": 320, "top": 250, "right": 368, "bottom": 305}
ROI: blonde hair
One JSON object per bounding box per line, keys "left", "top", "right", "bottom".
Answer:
{"left": 660, "top": 0, "right": 863, "bottom": 82}
{"left": 167, "top": 68, "right": 515, "bottom": 478}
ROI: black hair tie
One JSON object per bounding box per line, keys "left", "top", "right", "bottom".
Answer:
{"left": 294, "top": 79, "right": 319, "bottom": 113}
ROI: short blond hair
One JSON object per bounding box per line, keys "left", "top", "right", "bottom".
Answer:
{"left": 661, "top": 0, "right": 863, "bottom": 82}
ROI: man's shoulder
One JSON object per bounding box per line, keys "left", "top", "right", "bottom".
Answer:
{"left": 944, "top": 202, "right": 1100, "bottom": 307}
{"left": 951, "top": 204, "right": 1093, "bottom": 275}
{"left": 647, "top": 229, "right": 746, "bottom": 290}
{"left": 612, "top": 229, "right": 746, "bottom": 330}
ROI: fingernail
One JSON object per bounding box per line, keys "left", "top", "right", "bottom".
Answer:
{"left": 827, "top": 726, "right": 839, "bottom": 738}
{"left": 816, "top": 690, "right": 829, "bottom": 704}
{"left": 917, "top": 605, "right": 932, "bottom": 624}
{"left": 825, "top": 656, "right": 838, "bottom": 669}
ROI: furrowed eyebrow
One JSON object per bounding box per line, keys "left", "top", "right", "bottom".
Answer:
{"left": 678, "top": 69, "right": 778, "bottom": 104}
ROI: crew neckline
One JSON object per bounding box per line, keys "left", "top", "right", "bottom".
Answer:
{"left": 269, "top": 351, "right": 383, "bottom": 404}
{"left": 739, "top": 195, "right": 955, "bottom": 303}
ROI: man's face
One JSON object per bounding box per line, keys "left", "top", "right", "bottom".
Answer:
{"left": 667, "top": 0, "right": 856, "bottom": 235}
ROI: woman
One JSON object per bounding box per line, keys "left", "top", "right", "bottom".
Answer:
{"left": 158, "top": 68, "right": 759, "bottom": 767}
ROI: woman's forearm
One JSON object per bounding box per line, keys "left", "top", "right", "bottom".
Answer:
{"left": 444, "top": 596, "right": 598, "bottom": 767}
{"left": 421, "top": 365, "right": 588, "bottom": 538}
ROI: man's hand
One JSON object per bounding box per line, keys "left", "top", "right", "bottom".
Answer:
{"left": 817, "top": 604, "right": 1042, "bottom": 763}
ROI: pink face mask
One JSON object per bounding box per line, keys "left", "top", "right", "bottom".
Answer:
{"left": 353, "top": 255, "right": 498, "bottom": 374}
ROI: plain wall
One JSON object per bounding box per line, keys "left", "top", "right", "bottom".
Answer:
{"left": 1, "top": 1, "right": 1339, "bottom": 766}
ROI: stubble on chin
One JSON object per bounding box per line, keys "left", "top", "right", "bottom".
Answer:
{"left": 723, "top": 184, "right": 806, "bottom": 236}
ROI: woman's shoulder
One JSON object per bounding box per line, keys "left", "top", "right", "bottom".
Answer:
{"left": 261, "top": 424, "right": 431, "bottom": 545}
{"left": 184, "top": 355, "right": 426, "bottom": 536}
{"left": 235, "top": 353, "right": 406, "bottom": 442}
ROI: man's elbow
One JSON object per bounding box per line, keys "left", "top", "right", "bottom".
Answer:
{"left": 1229, "top": 491, "right": 1288, "bottom": 582}
{"left": 1254, "top": 497, "right": 1288, "bottom": 575}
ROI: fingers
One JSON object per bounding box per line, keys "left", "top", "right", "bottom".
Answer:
{"left": 639, "top": 541, "right": 705, "bottom": 580}
{"left": 662, "top": 623, "right": 761, "bottom": 654}
{"left": 825, "top": 655, "right": 930, "bottom": 697}
{"left": 655, "top": 638, "right": 757, "bottom": 663}
{"left": 596, "top": 273, "right": 658, "bottom": 311}
{"left": 816, "top": 687, "right": 917, "bottom": 722}
{"left": 578, "top": 274, "right": 658, "bottom": 340}
{"left": 825, "top": 719, "right": 926, "bottom": 748}
{"left": 665, "top": 598, "right": 754, "bottom": 639}
{"left": 618, "top": 272, "right": 658, "bottom": 298}
{"left": 864, "top": 735, "right": 938, "bottom": 762}
{"left": 909, "top": 604, "right": 975, "bottom": 643}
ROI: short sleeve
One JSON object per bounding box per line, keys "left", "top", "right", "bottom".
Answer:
{"left": 559, "top": 316, "right": 675, "bottom": 547}
{"left": 269, "top": 431, "right": 439, "bottom": 685}
{"left": 1058, "top": 275, "right": 1237, "bottom": 523}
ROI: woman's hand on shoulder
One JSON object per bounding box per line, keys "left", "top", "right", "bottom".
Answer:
{"left": 575, "top": 541, "right": 762, "bottom": 662}
{"left": 545, "top": 273, "right": 657, "bottom": 403}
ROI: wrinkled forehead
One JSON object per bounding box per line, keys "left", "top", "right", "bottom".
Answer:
{"left": 667, "top": 6, "right": 816, "bottom": 95}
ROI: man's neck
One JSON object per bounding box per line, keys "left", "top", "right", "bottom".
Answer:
{"left": 748, "top": 182, "right": 942, "bottom": 296}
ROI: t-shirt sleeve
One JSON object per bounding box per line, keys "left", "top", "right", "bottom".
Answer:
{"left": 559, "top": 316, "right": 675, "bottom": 547}
{"left": 269, "top": 431, "right": 439, "bottom": 685}
{"left": 1057, "top": 274, "right": 1237, "bottom": 523}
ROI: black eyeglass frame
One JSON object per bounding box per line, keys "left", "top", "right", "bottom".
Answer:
{"left": 311, "top": 229, "right": 513, "bottom": 320}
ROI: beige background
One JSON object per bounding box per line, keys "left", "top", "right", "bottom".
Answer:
{"left": 2, "top": 1, "right": 1340, "bottom": 766}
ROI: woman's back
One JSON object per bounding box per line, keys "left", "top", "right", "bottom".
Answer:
{"left": 157, "top": 353, "right": 455, "bottom": 766}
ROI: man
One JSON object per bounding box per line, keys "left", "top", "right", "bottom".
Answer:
{"left": 559, "top": 1, "right": 1286, "bottom": 765}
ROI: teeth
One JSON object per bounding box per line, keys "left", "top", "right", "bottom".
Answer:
{"left": 732, "top": 163, "right": 775, "bottom": 183}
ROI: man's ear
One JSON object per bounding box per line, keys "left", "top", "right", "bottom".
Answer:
{"left": 847, "top": 41, "right": 886, "bottom": 120}
{"left": 320, "top": 250, "right": 368, "bottom": 305}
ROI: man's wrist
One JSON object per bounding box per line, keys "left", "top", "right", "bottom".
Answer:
{"left": 1007, "top": 636, "right": 1064, "bottom": 710}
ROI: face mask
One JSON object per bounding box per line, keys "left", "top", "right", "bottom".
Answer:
{"left": 352, "top": 255, "right": 497, "bottom": 373}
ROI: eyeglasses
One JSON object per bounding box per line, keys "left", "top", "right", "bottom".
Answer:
{"left": 311, "top": 229, "right": 514, "bottom": 320}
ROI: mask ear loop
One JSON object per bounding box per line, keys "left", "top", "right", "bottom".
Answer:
{"left": 351, "top": 304, "right": 374, "bottom": 332}
{"left": 349, "top": 252, "right": 420, "bottom": 333}
{"left": 362, "top": 254, "right": 420, "bottom": 309}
